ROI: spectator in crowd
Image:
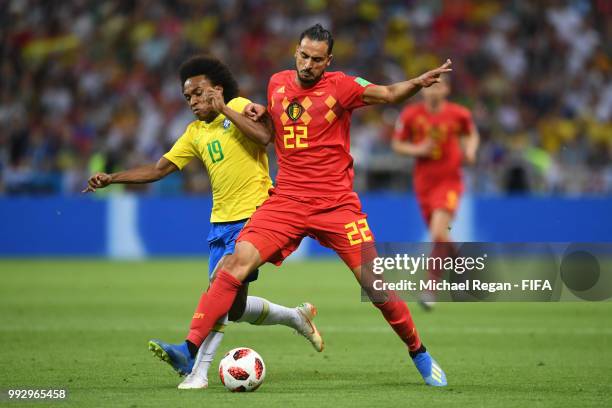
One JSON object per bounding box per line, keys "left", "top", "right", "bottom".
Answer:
{"left": 0, "top": 0, "right": 610, "bottom": 195}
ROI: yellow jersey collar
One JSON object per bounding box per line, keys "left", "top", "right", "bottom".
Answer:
{"left": 199, "top": 112, "right": 226, "bottom": 128}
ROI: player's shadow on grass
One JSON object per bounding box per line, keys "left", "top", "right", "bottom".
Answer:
{"left": 255, "top": 370, "right": 438, "bottom": 393}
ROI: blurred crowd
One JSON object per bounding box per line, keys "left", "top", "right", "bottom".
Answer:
{"left": 1, "top": 0, "right": 611, "bottom": 196}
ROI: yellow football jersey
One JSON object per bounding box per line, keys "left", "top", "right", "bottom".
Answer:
{"left": 164, "top": 97, "right": 272, "bottom": 222}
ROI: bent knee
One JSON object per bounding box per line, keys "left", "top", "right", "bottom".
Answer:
{"left": 220, "top": 245, "right": 260, "bottom": 282}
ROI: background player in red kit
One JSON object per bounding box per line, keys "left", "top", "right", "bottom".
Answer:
{"left": 156, "top": 24, "right": 452, "bottom": 387}
{"left": 392, "top": 75, "right": 479, "bottom": 309}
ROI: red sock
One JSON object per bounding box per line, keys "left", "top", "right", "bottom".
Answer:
{"left": 187, "top": 270, "right": 242, "bottom": 347}
{"left": 374, "top": 292, "right": 422, "bottom": 351}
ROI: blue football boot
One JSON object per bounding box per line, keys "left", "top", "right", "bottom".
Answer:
{"left": 148, "top": 339, "right": 194, "bottom": 376}
{"left": 412, "top": 351, "right": 447, "bottom": 386}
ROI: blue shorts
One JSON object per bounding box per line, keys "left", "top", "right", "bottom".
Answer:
{"left": 207, "top": 219, "right": 259, "bottom": 283}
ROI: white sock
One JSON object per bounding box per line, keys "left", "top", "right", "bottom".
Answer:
{"left": 190, "top": 315, "right": 228, "bottom": 380}
{"left": 237, "top": 296, "right": 301, "bottom": 329}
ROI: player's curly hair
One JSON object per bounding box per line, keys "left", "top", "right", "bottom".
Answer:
{"left": 179, "top": 55, "right": 239, "bottom": 103}
{"left": 299, "top": 24, "right": 334, "bottom": 55}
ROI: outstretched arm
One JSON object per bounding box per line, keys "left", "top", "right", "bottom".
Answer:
{"left": 363, "top": 59, "right": 453, "bottom": 105}
{"left": 206, "top": 89, "right": 274, "bottom": 145}
{"left": 82, "top": 157, "right": 178, "bottom": 193}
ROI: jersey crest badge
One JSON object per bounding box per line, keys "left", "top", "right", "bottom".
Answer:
{"left": 223, "top": 119, "right": 231, "bottom": 129}
{"left": 286, "top": 101, "right": 304, "bottom": 121}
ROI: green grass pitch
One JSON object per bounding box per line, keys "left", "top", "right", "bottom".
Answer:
{"left": 0, "top": 259, "right": 610, "bottom": 407}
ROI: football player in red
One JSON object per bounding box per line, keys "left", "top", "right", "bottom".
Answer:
{"left": 392, "top": 75, "right": 479, "bottom": 309}
{"left": 157, "top": 24, "right": 452, "bottom": 386}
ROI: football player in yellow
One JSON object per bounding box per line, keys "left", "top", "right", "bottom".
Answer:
{"left": 84, "top": 55, "right": 322, "bottom": 389}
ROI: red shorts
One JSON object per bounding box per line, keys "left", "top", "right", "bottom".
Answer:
{"left": 237, "top": 190, "right": 377, "bottom": 269}
{"left": 415, "top": 181, "right": 463, "bottom": 224}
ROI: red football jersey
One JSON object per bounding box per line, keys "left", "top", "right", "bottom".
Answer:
{"left": 267, "top": 70, "right": 372, "bottom": 196}
{"left": 393, "top": 101, "right": 475, "bottom": 190}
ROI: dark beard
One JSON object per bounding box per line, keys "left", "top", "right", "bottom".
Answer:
{"left": 297, "top": 71, "right": 320, "bottom": 86}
